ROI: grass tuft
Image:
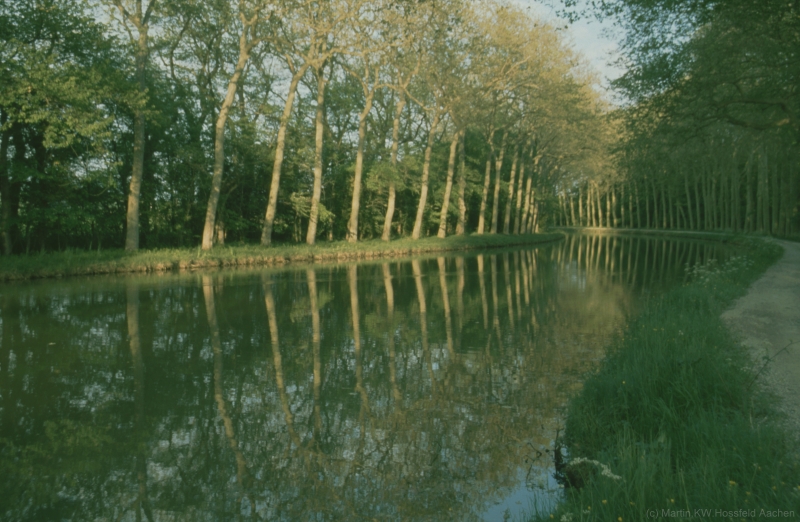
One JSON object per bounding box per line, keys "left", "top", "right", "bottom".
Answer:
{"left": 533, "top": 237, "right": 800, "bottom": 521}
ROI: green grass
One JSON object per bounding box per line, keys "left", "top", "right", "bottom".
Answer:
{"left": 532, "top": 237, "right": 800, "bottom": 522}
{"left": 0, "top": 232, "right": 563, "bottom": 281}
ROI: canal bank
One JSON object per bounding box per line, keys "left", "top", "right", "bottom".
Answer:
{"left": 532, "top": 236, "right": 800, "bottom": 522}
{"left": 0, "top": 232, "right": 562, "bottom": 282}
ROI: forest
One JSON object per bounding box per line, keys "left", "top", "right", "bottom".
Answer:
{"left": 0, "top": 0, "right": 798, "bottom": 255}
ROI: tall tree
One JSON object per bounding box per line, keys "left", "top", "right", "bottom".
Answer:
{"left": 110, "top": 0, "right": 159, "bottom": 251}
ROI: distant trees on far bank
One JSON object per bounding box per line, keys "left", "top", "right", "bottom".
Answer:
{"left": 552, "top": 0, "right": 800, "bottom": 237}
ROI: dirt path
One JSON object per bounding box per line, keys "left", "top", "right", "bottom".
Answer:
{"left": 721, "top": 239, "right": 800, "bottom": 434}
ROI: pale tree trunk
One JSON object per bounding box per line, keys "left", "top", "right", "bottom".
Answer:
{"left": 521, "top": 165, "right": 533, "bottom": 232}
{"left": 513, "top": 154, "right": 526, "bottom": 234}
{"left": 455, "top": 131, "right": 467, "bottom": 235}
{"left": 569, "top": 190, "right": 576, "bottom": 226}
{"left": 411, "top": 111, "right": 441, "bottom": 239}
{"left": 382, "top": 95, "right": 405, "bottom": 241}
{"left": 526, "top": 189, "right": 536, "bottom": 233}
{"left": 437, "top": 129, "right": 462, "bottom": 238}
{"left": 502, "top": 145, "right": 518, "bottom": 234}
{"left": 490, "top": 131, "right": 508, "bottom": 233}
{"left": 202, "top": 26, "right": 254, "bottom": 250}
{"left": 477, "top": 159, "right": 492, "bottom": 232}
{"left": 346, "top": 72, "right": 377, "bottom": 243}
{"left": 262, "top": 65, "right": 309, "bottom": 245}
{"left": 306, "top": 65, "right": 327, "bottom": 244}
{"left": 121, "top": 3, "right": 154, "bottom": 252}
{"left": 596, "top": 185, "right": 604, "bottom": 228}
{"left": 476, "top": 129, "right": 495, "bottom": 234}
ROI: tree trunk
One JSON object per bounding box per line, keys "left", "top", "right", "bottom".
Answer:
{"left": 521, "top": 171, "right": 533, "bottom": 232}
{"left": 201, "top": 34, "right": 251, "bottom": 250}
{"left": 502, "top": 145, "right": 518, "bottom": 234}
{"left": 514, "top": 158, "right": 526, "bottom": 233}
{"left": 455, "top": 130, "right": 467, "bottom": 235}
{"left": 307, "top": 65, "right": 328, "bottom": 244}
{"left": 382, "top": 95, "right": 406, "bottom": 241}
{"left": 125, "top": 28, "right": 149, "bottom": 251}
{"left": 490, "top": 131, "right": 508, "bottom": 234}
{"left": 411, "top": 111, "right": 441, "bottom": 239}
{"left": 476, "top": 138, "right": 494, "bottom": 234}
{"left": 437, "top": 129, "right": 462, "bottom": 238}
{"left": 346, "top": 74, "right": 377, "bottom": 243}
{"left": 262, "top": 65, "right": 309, "bottom": 245}
{"left": 569, "top": 188, "right": 576, "bottom": 227}
{"left": 478, "top": 153, "right": 492, "bottom": 234}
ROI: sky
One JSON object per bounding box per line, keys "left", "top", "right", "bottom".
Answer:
{"left": 512, "top": 0, "right": 626, "bottom": 99}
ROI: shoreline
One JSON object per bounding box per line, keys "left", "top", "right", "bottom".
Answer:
{"left": 531, "top": 236, "right": 800, "bottom": 521}
{"left": 0, "top": 233, "right": 564, "bottom": 282}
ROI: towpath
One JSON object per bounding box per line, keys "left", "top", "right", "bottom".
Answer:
{"left": 721, "top": 239, "right": 800, "bottom": 435}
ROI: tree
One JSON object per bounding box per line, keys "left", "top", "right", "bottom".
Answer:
{"left": 109, "top": 0, "right": 159, "bottom": 251}
{"left": 200, "top": 0, "right": 267, "bottom": 250}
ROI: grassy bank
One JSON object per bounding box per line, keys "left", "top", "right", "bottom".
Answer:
{"left": 533, "top": 237, "right": 800, "bottom": 521}
{"left": 0, "top": 232, "right": 563, "bottom": 282}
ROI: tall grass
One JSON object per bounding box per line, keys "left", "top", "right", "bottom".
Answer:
{"left": 0, "top": 233, "right": 563, "bottom": 281}
{"left": 533, "top": 237, "right": 800, "bottom": 522}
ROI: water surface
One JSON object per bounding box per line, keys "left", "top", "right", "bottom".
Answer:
{"left": 0, "top": 235, "right": 729, "bottom": 521}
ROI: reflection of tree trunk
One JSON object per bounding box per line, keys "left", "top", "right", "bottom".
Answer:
{"left": 263, "top": 279, "right": 302, "bottom": 448}
{"left": 382, "top": 264, "right": 402, "bottom": 403}
{"left": 412, "top": 260, "right": 436, "bottom": 395}
{"left": 490, "top": 256, "right": 504, "bottom": 352}
{"left": 307, "top": 269, "right": 323, "bottom": 436}
{"left": 455, "top": 257, "right": 465, "bottom": 349}
{"left": 514, "top": 252, "right": 523, "bottom": 320}
{"left": 503, "top": 254, "right": 515, "bottom": 329}
{"left": 477, "top": 255, "right": 489, "bottom": 329}
{"left": 437, "top": 258, "right": 455, "bottom": 360}
{"left": 348, "top": 266, "right": 371, "bottom": 429}
{"left": 519, "top": 250, "right": 530, "bottom": 305}
{"left": 126, "top": 284, "right": 154, "bottom": 522}
{"left": 203, "top": 276, "right": 252, "bottom": 499}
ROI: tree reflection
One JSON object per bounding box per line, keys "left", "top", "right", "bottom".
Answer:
{"left": 0, "top": 235, "right": 733, "bottom": 520}
{"left": 126, "top": 283, "right": 154, "bottom": 521}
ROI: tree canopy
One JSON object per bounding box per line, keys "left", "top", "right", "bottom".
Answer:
{"left": 0, "top": 0, "right": 610, "bottom": 253}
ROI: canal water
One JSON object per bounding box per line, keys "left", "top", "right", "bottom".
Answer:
{"left": 0, "top": 235, "right": 729, "bottom": 521}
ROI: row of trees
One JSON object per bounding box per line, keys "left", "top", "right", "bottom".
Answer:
{"left": 553, "top": 0, "right": 800, "bottom": 237}
{"left": 0, "top": 0, "right": 609, "bottom": 254}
